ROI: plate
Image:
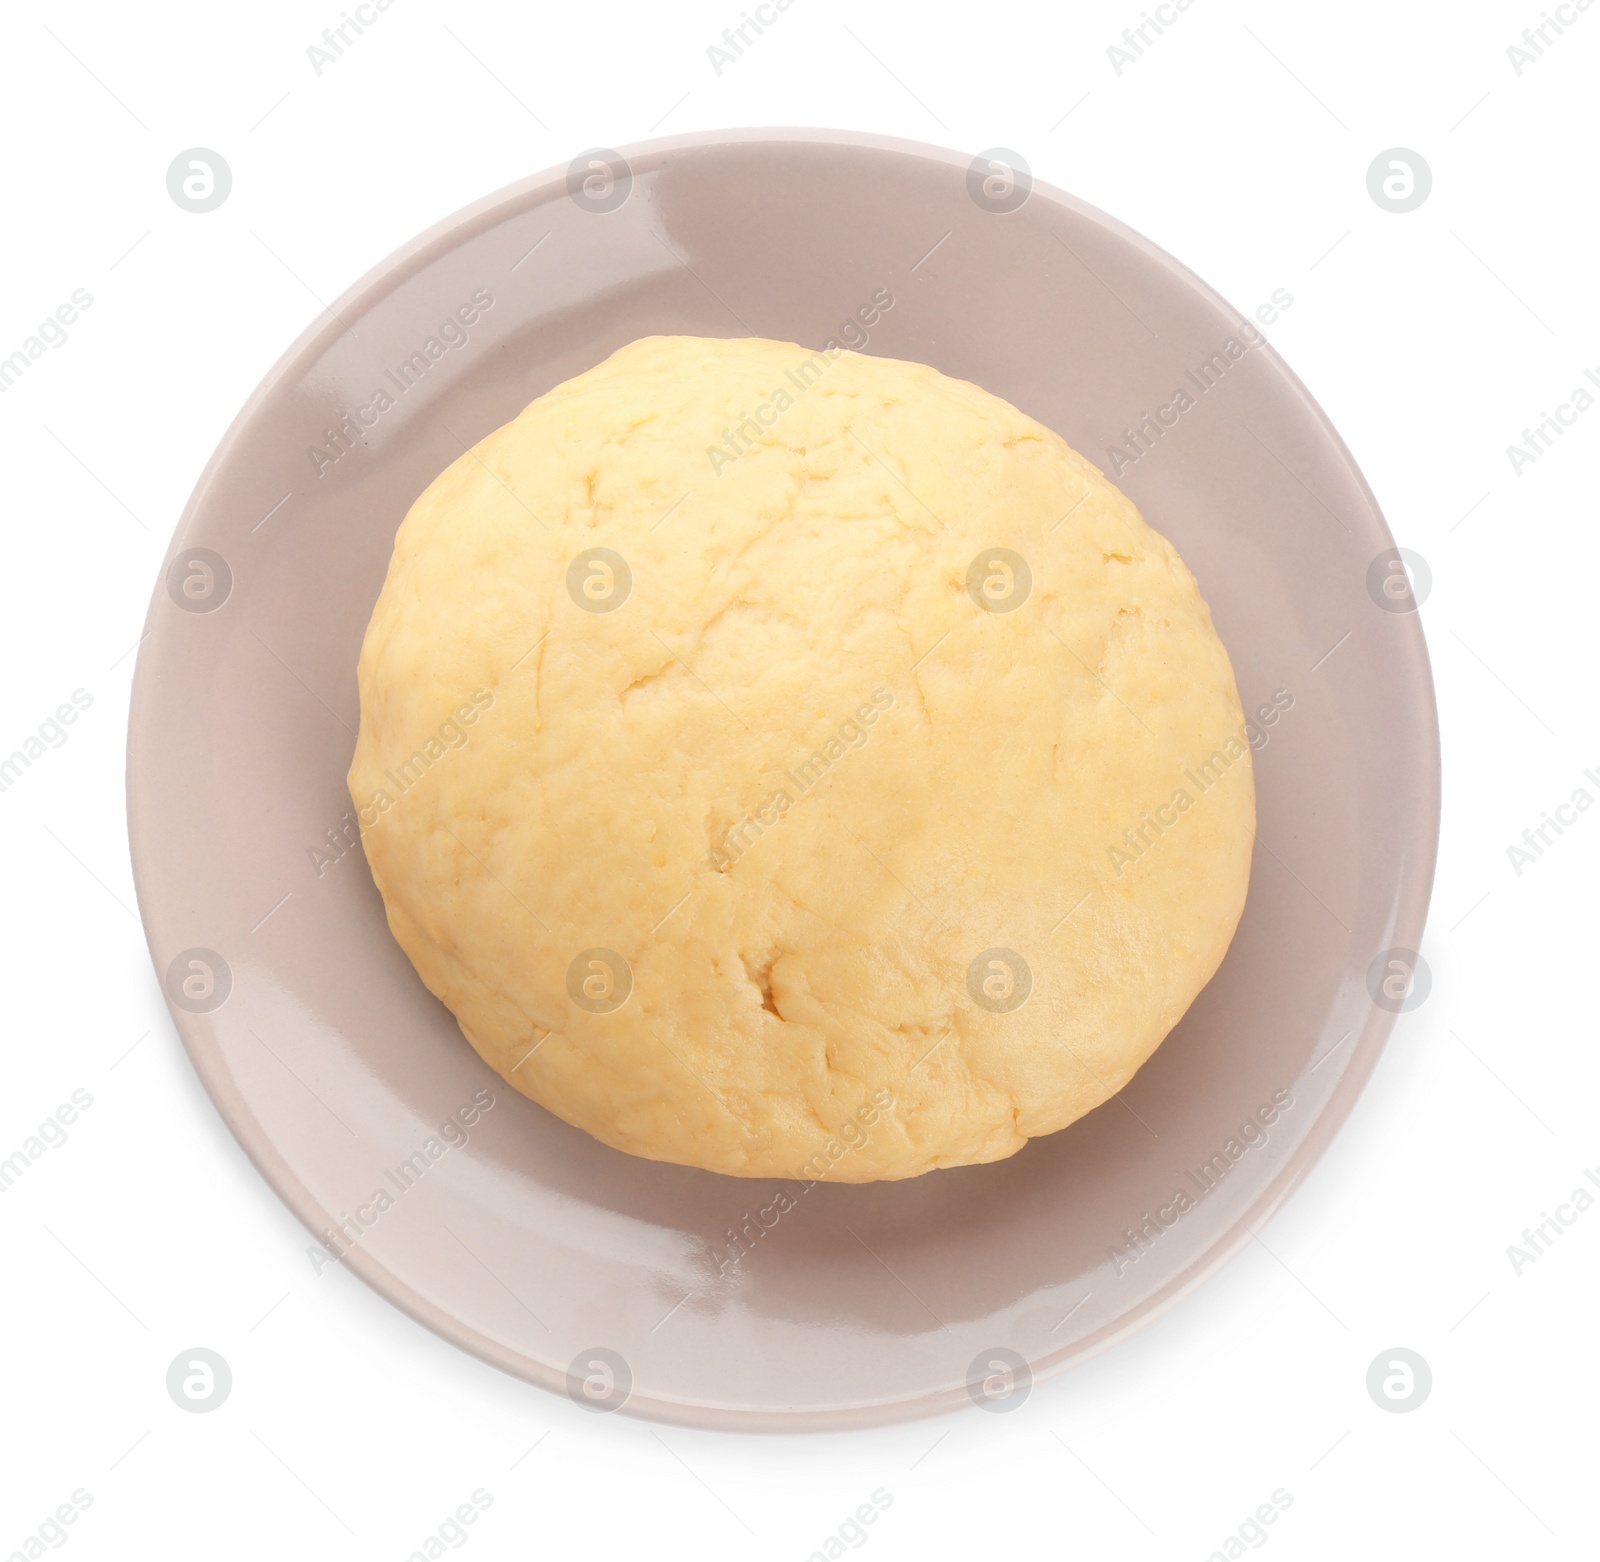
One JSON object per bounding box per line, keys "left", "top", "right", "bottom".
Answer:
{"left": 128, "top": 129, "right": 1439, "bottom": 1430}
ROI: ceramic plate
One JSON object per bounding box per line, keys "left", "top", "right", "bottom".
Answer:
{"left": 127, "top": 129, "right": 1439, "bottom": 1430}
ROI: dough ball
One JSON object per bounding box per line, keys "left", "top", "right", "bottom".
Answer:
{"left": 349, "top": 335, "right": 1254, "bottom": 1181}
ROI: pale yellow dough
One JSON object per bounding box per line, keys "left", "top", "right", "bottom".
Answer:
{"left": 349, "top": 335, "right": 1254, "bottom": 1181}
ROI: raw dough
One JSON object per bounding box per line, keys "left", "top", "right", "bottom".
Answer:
{"left": 349, "top": 335, "right": 1254, "bottom": 1181}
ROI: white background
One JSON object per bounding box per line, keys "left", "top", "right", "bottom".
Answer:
{"left": 1, "top": 0, "right": 1595, "bottom": 1557}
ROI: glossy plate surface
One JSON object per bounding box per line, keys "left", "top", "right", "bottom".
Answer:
{"left": 128, "top": 129, "right": 1439, "bottom": 1430}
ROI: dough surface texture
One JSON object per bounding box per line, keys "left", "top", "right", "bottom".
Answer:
{"left": 349, "top": 334, "right": 1255, "bottom": 1181}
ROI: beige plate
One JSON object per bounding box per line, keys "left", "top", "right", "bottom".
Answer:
{"left": 127, "top": 129, "right": 1439, "bottom": 1430}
